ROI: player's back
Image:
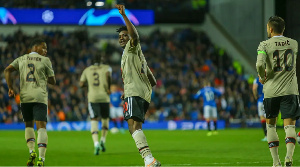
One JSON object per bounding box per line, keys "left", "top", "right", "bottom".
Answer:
{"left": 195, "top": 87, "right": 221, "bottom": 107}
{"left": 110, "top": 91, "right": 122, "bottom": 107}
{"left": 12, "top": 53, "right": 53, "bottom": 104}
{"left": 84, "top": 64, "right": 111, "bottom": 103}
{"left": 258, "top": 36, "right": 298, "bottom": 98}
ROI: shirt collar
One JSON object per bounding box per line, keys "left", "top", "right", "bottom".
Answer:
{"left": 29, "top": 52, "right": 38, "bottom": 55}
{"left": 272, "top": 35, "right": 284, "bottom": 38}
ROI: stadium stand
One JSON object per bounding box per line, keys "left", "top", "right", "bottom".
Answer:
{"left": 0, "top": 28, "right": 257, "bottom": 125}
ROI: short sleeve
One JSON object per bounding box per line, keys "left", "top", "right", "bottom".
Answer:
{"left": 10, "top": 58, "right": 19, "bottom": 71}
{"left": 256, "top": 41, "right": 268, "bottom": 79}
{"left": 80, "top": 69, "right": 87, "bottom": 82}
{"left": 253, "top": 78, "right": 258, "bottom": 85}
{"left": 45, "top": 58, "right": 55, "bottom": 77}
{"left": 257, "top": 41, "right": 267, "bottom": 56}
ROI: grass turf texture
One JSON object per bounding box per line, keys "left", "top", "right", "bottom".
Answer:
{"left": 0, "top": 129, "right": 299, "bottom": 166}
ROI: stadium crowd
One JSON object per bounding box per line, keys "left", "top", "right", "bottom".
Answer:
{"left": 0, "top": 28, "right": 257, "bottom": 125}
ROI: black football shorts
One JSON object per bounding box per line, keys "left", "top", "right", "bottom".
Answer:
{"left": 123, "top": 96, "right": 149, "bottom": 123}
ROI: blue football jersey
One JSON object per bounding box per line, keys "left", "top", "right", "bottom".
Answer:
{"left": 194, "top": 87, "right": 222, "bottom": 107}
{"left": 110, "top": 91, "right": 123, "bottom": 107}
{"left": 253, "top": 77, "right": 264, "bottom": 102}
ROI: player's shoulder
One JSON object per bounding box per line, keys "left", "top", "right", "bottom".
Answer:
{"left": 41, "top": 55, "right": 51, "bottom": 62}
{"left": 13, "top": 54, "right": 30, "bottom": 63}
{"left": 102, "top": 64, "right": 111, "bottom": 68}
{"left": 287, "top": 37, "right": 298, "bottom": 46}
{"left": 81, "top": 65, "right": 91, "bottom": 73}
{"left": 15, "top": 54, "right": 27, "bottom": 60}
{"left": 257, "top": 39, "right": 270, "bottom": 48}
{"left": 85, "top": 65, "right": 92, "bottom": 71}
{"left": 102, "top": 64, "right": 112, "bottom": 71}
{"left": 284, "top": 36, "right": 297, "bottom": 42}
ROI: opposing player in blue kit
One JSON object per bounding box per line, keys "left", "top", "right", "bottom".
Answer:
{"left": 110, "top": 85, "right": 125, "bottom": 133}
{"left": 253, "top": 77, "right": 267, "bottom": 141}
{"left": 194, "top": 80, "right": 222, "bottom": 136}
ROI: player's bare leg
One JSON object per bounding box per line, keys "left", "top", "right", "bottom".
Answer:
{"left": 25, "top": 121, "right": 36, "bottom": 166}
{"left": 100, "top": 118, "right": 109, "bottom": 152}
{"left": 266, "top": 118, "right": 281, "bottom": 166}
{"left": 206, "top": 118, "right": 212, "bottom": 136}
{"left": 91, "top": 118, "right": 100, "bottom": 155}
{"left": 283, "top": 118, "right": 296, "bottom": 166}
{"left": 128, "top": 118, "right": 161, "bottom": 167}
{"left": 212, "top": 118, "right": 218, "bottom": 135}
{"left": 36, "top": 121, "right": 47, "bottom": 166}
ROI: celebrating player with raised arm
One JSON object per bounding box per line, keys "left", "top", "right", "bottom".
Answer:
{"left": 115, "top": 4, "right": 160, "bottom": 167}
{"left": 4, "top": 38, "right": 56, "bottom": 167}
{"left": 79, "top": 54, "right": 112, "bottom": 155}
{"left": 256, "top": 16, "right": 299, "bottom": 167}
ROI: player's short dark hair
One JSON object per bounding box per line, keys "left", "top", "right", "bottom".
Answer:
{"left": 268, "top": 16, "right": 285, "bottom": 34}
{"left": 116, "top": 26, "right": 127, "bottom": 33}
{"left": 30, "top": 38, "right": 45, "bottom": 48}
{"left": 92, "top": 54, "right": 102, "bottom": 64}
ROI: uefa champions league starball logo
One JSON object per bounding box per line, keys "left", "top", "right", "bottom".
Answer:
{"left": 42, "top": 10, "right": 54, "bottom": 23}
{"left": 0, "top": 7, "right": 17, "bottom": 24}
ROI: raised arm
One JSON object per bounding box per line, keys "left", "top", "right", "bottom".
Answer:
{"left": 116, "top": 4, "right": 139, "bottom": 46}
{"left": 4, "top": 65, "right": 17, "bottom": 97}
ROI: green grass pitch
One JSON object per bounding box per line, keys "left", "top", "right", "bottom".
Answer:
{"left": 0, "top": 128, "right": 299, "bottom": 166}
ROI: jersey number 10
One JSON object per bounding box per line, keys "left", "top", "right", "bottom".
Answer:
{"left": 273, "top": 49, "right": 294, "bottom": 72}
